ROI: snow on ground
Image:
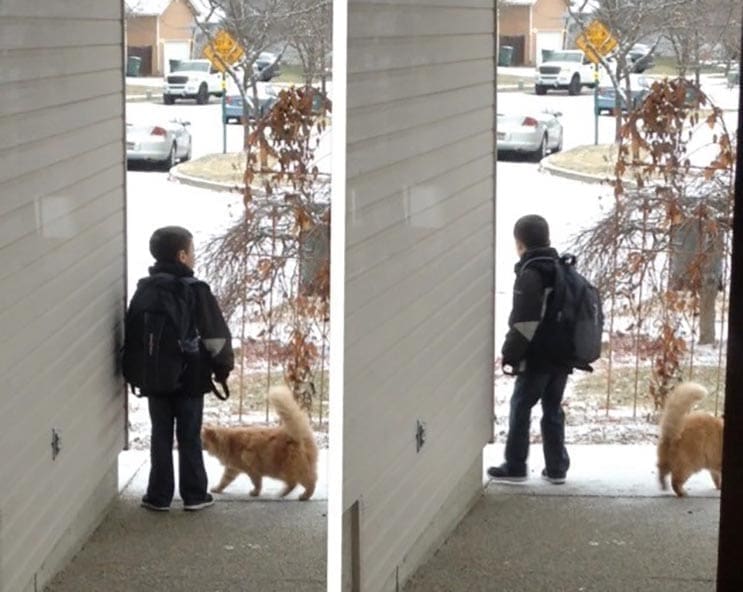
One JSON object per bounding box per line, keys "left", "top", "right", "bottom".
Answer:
{"left": 128, "top": 392, "right": 329, "bottom": 451}
{"left": 494, "top": 372, "right": 660, "bottom": 447}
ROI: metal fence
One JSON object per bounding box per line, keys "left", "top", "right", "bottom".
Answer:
{"left": 591, "top": 213, "right": 730, "bottom": 419}
{"left": 203, "top": 191, "right": 331, "bottom": 430}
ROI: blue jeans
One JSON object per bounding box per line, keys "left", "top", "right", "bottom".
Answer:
{"left": 146, "top": 394, "right": 208, "bottom": 506}
{"left": 505, "top": 371, "right": 570, "bottom": 475}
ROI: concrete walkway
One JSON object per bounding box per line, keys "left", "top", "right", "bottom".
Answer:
{"left": 405, "top": 444, "right": 719, "bottom": 592}
{"left": 45, "top": 450, "right": 328, "bottom": 591}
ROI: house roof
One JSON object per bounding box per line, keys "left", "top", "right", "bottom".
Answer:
{"left": 125, "top": 0, "right": 200, "bottom": 16}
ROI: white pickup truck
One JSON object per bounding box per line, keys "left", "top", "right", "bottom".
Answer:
{"left": 534, "top": 50, "right": 597, "bottom": 96}
{"left": 163, "top": 59, "right": 223, "bottom": 105}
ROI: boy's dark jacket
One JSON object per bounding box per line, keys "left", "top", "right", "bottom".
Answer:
{"left": 501, "top": 246, "right": 571, "bottom": 374}
{"left": 148, "top": 260, "right": 234, "bottom": 389}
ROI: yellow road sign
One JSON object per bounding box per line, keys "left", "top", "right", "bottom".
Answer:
{"left": 576, "top": 20, "right": 618, "bottom": 64}
{"left": 203, "top": 30, "right": 244, "bottom": 72}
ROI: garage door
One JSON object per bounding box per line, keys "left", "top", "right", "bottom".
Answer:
{"left": 536, "top": 31, "right": 563, "bottom": 65}
{"left": 162, "top": 41, "right": 191, "bottom": 75}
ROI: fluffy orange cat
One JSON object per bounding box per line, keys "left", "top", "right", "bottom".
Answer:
{"left": 657, "top": 381, "right": 723, "bottom": 497}
{"left": 202, "top": 385, "right": 318, "bottom": 500}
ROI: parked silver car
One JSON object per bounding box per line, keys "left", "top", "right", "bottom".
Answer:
{"left": 126, "top": 119, "right": 192, "bottom": 170}
{"left": 496, "top": 111, "right": 563, "bottom": 161}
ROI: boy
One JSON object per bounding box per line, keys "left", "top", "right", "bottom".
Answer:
{"left": 487, "top": 215, "right": 572, "bottom": 484}
{"left": 129, "top": 226, "right": 234, "bottom": 511}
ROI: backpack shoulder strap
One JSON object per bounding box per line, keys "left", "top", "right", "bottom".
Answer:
{"left": 519, "top": 255, "right": 558, "bottom": 274}
{"left": 519, "top": 256, "right": 562, "bottom": 295}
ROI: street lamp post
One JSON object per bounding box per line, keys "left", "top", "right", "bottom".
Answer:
{"left": 221, "top": 73, "right": 227, "bottom": 154}
{"left": 594, "top": 64, "right": 600, "bottom": 145}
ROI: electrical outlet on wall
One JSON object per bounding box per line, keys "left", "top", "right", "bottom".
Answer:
{"left": 415, "top": 419, "right": 426, "bottom": 453}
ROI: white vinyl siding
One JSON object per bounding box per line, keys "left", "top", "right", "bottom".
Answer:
{"left": 0, "top": 1, "right": 126, "bottom": 590}
{"left": 343, "top": 1, "right": 495, "bottom": 590}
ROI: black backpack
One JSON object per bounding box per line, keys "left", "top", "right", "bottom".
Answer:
{"left": 524, "top": 254, "right": 604, "bottom": 371}
{"left": 122, "top": 274, "right": 227, "bottom": 398}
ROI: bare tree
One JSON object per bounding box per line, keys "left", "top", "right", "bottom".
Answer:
{"left": 711, "top": 0, "right": 742, "bottom": 74}
{"left": 289, "top": 0, "right": 331, "bottom": 92}
{"left": 664, "top": 1, "right": 705, "bottom": 85}
{"left": 663, "top": 0, "right": 741, "bottom": 85}
{"left": 566, "top": 0, "right": 677, "bottom": 141}
{"left": 195, "top": 0, "right": 323, "bottom": 149}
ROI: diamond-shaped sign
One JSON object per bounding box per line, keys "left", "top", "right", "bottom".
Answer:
{"left": 576, "top": 20, "right": 618, "bottom": 64}
{"left": 203, "top": 30, "right": 244, "bottom": 72}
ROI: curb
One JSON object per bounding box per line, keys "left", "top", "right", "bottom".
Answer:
{"left": 539, "top": 154, "right": 642, "bottom": 189}
{"left": 126, "top": 94, "right": 156, "bottom": 103}
{"left": 169, "top": 164, "right": 331, "bottom": 194}
{"left": 538, "top": 155, "right": 614, "bottom": 185}
{"left": 169, "top": 164, "right": 245, "bottom": 194}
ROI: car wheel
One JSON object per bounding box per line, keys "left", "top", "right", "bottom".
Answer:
{"left": 568, "top": 75, "right": 581, "bottom": 96}
{"left": 553, "top": 133, "right": 563, "bottom": 154}
{"left": 535, "top": 85, "right": 547, "bottom": 96}
{"left": 532, "top": 134, "right": 548, "bottom": 162}
{"left": 163, "top": 94, "right": 175, "bottom": 105}
{"left": 196, "top": 83, "right": 209, "bottom": 105}
{"left": 162, "top": 143, "right": 177, "bottom": 171}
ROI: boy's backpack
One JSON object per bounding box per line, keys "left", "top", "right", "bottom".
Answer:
{"left": 122, "top": 274, "right": 227, "bottom": 398}
{"left": 523, "top": 254, "right": 604, "bottom": 371}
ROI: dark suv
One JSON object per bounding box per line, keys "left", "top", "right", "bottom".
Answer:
{"left": 256, "top": 52, "right": 281, "bottom": 81}
{"left": 629, "top": 44, "right": 655, "bottom": 73}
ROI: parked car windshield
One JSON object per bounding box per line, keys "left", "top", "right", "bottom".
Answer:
{"left": 172, "top": 61, "right": 209, "bottom": 72}
{"left": 548, "top": 52, "right": 582, "bottom": 63}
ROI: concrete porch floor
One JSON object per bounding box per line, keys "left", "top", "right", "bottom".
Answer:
{"left": 45, "top": 449, "right": 328, "bottom": 592}
{"left": 405, "top": 444, "right": 720, "bottom": 592}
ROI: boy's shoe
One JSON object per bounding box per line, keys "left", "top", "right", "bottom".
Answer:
{"left": 541, "top": 469, "right": 566, "bottom": 485}
{"left": 183, "top": 494, "right": 215, "bottom": 511}
{"left": 141, "top": 498, "right": 170, "bottom": 512}
{"left": 487, "top": 463, "right": 527, "bottom": 483}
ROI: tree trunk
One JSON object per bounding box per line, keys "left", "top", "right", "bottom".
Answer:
{"left": 699, "top": 282, "right": 717, "bottom": 345}
{"left": 243, "top": 113, "right": 251, "bottom": 151}
{"left": 693, "top": 30, "right": 701, "bottom": 88}
{"left": 614, "top": 63, "right": 623, "bottom": 143}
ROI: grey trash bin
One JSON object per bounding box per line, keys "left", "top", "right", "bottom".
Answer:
{"left": 498, "top": 46, "right": 514, "bottom": 67}
{"left": 127, "top": 56, "right": 142, "bottom": 77}
{"left": 728, "top": 69, "right": 739, "bottom": 87}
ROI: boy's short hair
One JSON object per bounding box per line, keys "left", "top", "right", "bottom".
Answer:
{"left": 513, "top": 215, "right": 550, "bottom": 249}
{"left": 149, "top": 226, "right": 193, "bottom": 263}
